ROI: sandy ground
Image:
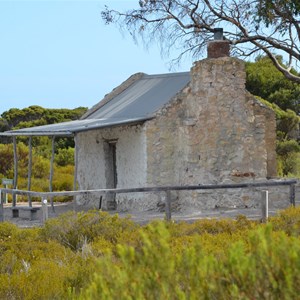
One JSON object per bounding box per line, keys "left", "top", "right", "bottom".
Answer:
{"left": 0, "top": 200, "right": 290, "bottom": 228}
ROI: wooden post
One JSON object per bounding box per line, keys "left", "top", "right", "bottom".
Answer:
{"left": 3, "top": 188, "right": 7, "bottom": 205}
{"left": 49, "top": 136, "right": 55, "bottom": 212}
{"left": 73, "top": 135, "right": 78, "bottom": 210}
{"left": 261, "top": 190, "right": 269, "bottom": 223}
{"left": 12, "top": 136, "right": 18, "bottom": 207}
{"left": 165, "top": 190, "right": 172, "bottom": 221}
{"left": 41, "top": 198, "right": 48, "bottom": 223}
{"left": 27, "top": 136, "right": 32, "bottom": 207}
{"left": 289, "top": 184, "right": 296, "bottom": 207}
{"left": 0, "top": 190, "right": 3, "bottom": 222}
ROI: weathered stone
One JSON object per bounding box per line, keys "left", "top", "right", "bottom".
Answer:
{"left": 145, "top": 57, "right": 277, "bottom": 210}
{"left": 76, "top": 56, "right": 280, "bottom": 211}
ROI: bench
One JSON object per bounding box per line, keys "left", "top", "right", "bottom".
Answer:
{"left": 11, "top": 206, "right": 40, "bottom": 221}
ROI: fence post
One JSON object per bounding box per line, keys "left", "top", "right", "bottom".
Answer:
{"left": 3, "top": 185, "right": 7, "bottom": 204}
{"left": 42, "top": 198, "right": 48, "bottom": 223}
{"left": 0, "top": 190, "right": 3, "bottom": 222}
{"left": 289, "top": 184, "right": 296, "bottom": 207}
{"left": 261, "top": 190, "right": 269, "bottom": 223}
{"left": 165, "top": 190, "right": 172, "bottom": 221}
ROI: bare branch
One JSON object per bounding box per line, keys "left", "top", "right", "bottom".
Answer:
{"left": 101, "top": 0, "right": 300, "bottom": 83}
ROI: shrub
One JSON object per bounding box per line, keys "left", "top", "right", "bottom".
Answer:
{"left": 269, "top": 206, "right": 300, "bottom": 235}
{"left": 40, "top": 210, "right": 138, "bottom": 251}
{"left": 32, "top": 155, "right": 50, "bottom": 179}
{"left": 79, "top": 223, "right": 300, "bottom": 299}
{"left": 0, "top": 227, "right": 96, "bottom": 299}
{"left": 0, "top": 207, "right": 299, "bottom": 299}
{"left": 0, "top": 222, "right": 19, "bottom": 242}
{"left": 55, "top": 148, "right": 74, "bottom": 166}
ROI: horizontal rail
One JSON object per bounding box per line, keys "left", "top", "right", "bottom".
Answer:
{"left": 0, "top": 179, "right": 297, "bottom": 223}
{"left": 0, "top": 179, "right": 297, "bottom": 198}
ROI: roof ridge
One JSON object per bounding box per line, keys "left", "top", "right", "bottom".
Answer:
{"left": 143, "top": 71, "right": 189, "bottom": 78}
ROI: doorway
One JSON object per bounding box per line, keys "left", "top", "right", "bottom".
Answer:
{"left": 104, "top": 140, "right": 118, "bottom": 209}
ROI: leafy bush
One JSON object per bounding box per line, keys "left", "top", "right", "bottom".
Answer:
{"left": 53, "top": 173, "right": 73, "bottom": 191}
{"left": 0, "top": 222, "right": 96, "bottom": 299}
{"left": 32, "top": 156, "right": 50, "bottom": 179}
{"left": 246, "top": 56, "right": 300, "bottom": 114}
{"left": 277, "top": 140, "right": 300, "bottom": 176}
{"left": 79, "top": 222, "right": 300, "bottom": 299}
{"left": 55, "top": 148, "right": 75, "bottom": 166}
{"left": 0, "top": 222, "right": 19, "bottom": 242}
{"left": 269, "top": 206, "right": 300, "bottom": 235}
{"left": 40, "top": 211, "right": 138, "bottom": 251}
{"left": 254, "top": 96, "right": 300, "bottom": 177}
{"left": 0, "top": 206, "right": 300, "bottom": 299}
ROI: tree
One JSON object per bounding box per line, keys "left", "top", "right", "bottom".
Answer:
{"left": 102, "top": 0, "right": 300, "bottom": 83}
{"left": 246, "top": 56, "right": 300, "bottom": 113}
{"left": 0, "top": 106, "right": 88, "bottom": 148}
{"left": 0, "top": 105, "right": 87, "bottom": 131}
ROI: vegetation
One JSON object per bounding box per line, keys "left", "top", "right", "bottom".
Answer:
{"left": 0, "top": 207, "right": 300, "bottom": 298}
{"left": 0, "top": 142, "right": 75, "bottom": 202}
{"left": 0, "top": 106, "right": 87, "bottom": 200}
{"left": 102, "top": 0, "right": 300, "bottom": 83}
{"left": 0, "top": 105, "right": 87, "bottom": 131}
{"left": 245, "top": 56, "right": 300, "bottom": 177}
{"left": 246, "top": 56, "right": 300, "bottom": 114}
{"left": 0, "top": 106, "right": 87, "bottom": 148}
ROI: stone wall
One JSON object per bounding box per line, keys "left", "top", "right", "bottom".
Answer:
{"left": 145, "top": 57, "right": 278, "bottom": 210}
{"left": 76, "top": 125, "right": 151, "bottom": 210}
{"left": 176, "top": 181, "right": 294, "bottom": 212}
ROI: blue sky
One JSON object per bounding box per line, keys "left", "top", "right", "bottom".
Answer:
{"left": 0, "top": 0, "right": 195, "bottom": 115}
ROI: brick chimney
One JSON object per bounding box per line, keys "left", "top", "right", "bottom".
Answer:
{"left": 207, "top": 28, "right": 230, "bottom": 58}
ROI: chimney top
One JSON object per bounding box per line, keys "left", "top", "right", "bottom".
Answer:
{"left": 207, "top": 28, "right": 230, "bottom": 58}
{"left": 213, "top": 28, "right": 223, "bottom": 40}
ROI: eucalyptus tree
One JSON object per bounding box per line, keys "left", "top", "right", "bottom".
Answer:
{"left": 102, "top": 0, "right": 300, "bottom": 83}
{"left": 246, "top": 56, "right": 300, "bottom": 113}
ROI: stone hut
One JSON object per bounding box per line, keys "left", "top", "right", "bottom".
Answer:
{"left": 1, "top": 34, "right": 278, "bottom": 211}
{"left": 74, "top": 36, "right": 276, "bottom": 210}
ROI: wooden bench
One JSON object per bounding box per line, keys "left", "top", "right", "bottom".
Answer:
{"left": 11, "top": 206, "right": 40, "bottom": 221}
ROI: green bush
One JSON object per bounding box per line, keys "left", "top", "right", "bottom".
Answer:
{"left": 0, "top": 224, "right": 96, "bottom": 299}
{"left": 269, "top": 206, "right": 300, "bottom": 235}
{"left": 32, "top": 155, "right": 50, "bottom": 179}
{"left": 0, "top": 207, "right": 299, "bottom": 299}
{"left": 277, "top": 151, "right": 300, "bottom": 177}
{"left": 55, "top": 148, "right": 74, "bottom": 166}
{"left": 79, "top": 223, "right": 300, "bottom": 299}
{"left": 40, "top": 210, "right": 138, "bottom": 251}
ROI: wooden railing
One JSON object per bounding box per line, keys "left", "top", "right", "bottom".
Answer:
{"left": 0, "top": 179, "right": 298, "bottom": 223}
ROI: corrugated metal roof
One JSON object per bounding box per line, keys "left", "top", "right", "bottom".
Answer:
{"left": 0, "top": 72, "right": 190, "bottom": 137}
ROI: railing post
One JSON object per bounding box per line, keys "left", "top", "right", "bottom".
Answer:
{"left": 165, "top": 190, "right": 172, "bottom": 221}
{"left": 12, "top": 136, "right": 18, "bottom": 207}
{"left": 289, "top": 184, "right": 296, "bottom": 207}
{"left": 42, "top": 198, "right": 48, "bottom": 223}
{"left": 0, "top": 190, "right": 3, "bottom": 222}
{"left": 3, "top": 187, "right": 7, "bottom": 205}
{"left": 261, "top": 190, "right": 269, "bottom": 223}
{"left": 49, "top": 136, "right": 55, "bottom": 213}
{"left": 27, "top": 136, "right": 33, "bottom": 207}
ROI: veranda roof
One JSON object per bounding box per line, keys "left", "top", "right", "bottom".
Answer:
{"left": 0, "top": 72, "right": 190, "bottom": 137}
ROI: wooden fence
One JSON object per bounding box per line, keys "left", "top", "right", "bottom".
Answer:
{"left": 0, "top": 179, "right": 298, "bottom": 223}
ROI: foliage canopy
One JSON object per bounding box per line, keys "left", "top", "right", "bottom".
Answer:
{"left": 0, "top": 105, "right": 87, "bottom": 131}
{"left": 246, "top": 56, "right": 300, "bottom": 114}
